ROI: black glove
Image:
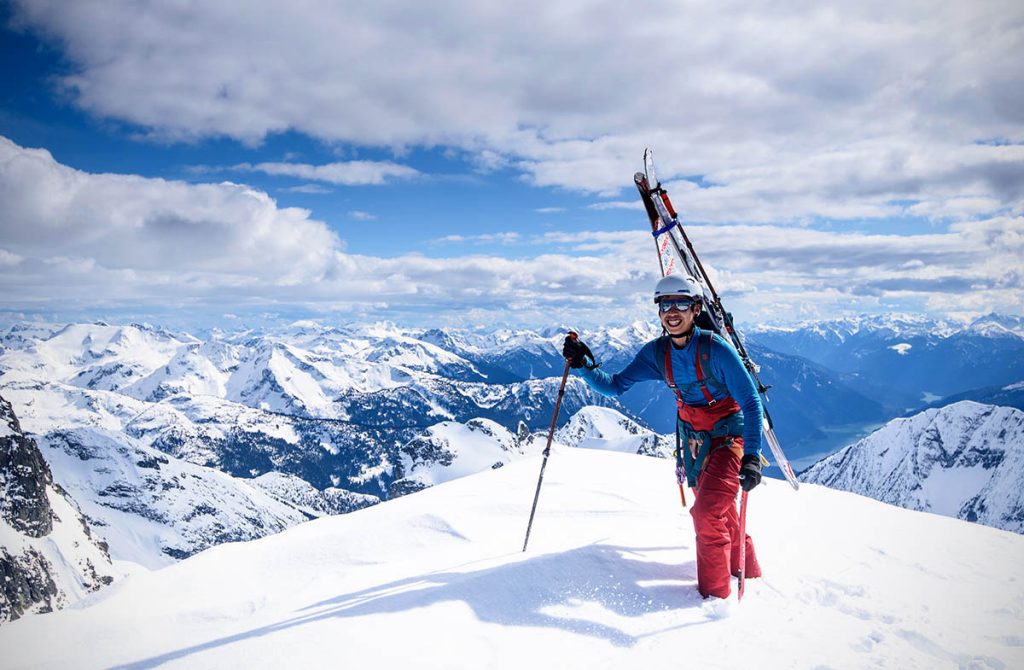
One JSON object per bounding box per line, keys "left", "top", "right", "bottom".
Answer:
{"left": 562, "top": 332, "right": 597, "bottom": 369}
{"left": 739, "top": 454, "right": 762, "bottom": 492}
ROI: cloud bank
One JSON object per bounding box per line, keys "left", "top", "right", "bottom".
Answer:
{"left": 1, "top": 136, "right": 1020, "bottom": 327}
{"left": 9, "top": 0, "right": 1023, "bottom": 224}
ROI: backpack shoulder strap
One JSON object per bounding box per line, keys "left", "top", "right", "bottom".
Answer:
{"left": 657, "top": 335, "right": 676, "bottom": 390}
{"left": 694, "top": 330, "right": 718, "bottom": 405}
{"left": 657, "top": 335, "right": 686, "bottom": 417}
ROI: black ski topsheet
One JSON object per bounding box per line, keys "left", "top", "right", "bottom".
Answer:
{"left": 636, "top": 149, "right": 799, "bottom": 490}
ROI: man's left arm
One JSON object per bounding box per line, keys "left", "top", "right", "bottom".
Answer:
{"left": 713, "top": 339, "right": 764, "bottom": 457}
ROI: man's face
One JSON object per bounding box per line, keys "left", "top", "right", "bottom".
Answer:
{"left": 659, "top": 295, "right": 699, "bottom": 336}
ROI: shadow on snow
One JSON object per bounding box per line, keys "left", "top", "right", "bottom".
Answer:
{"left": 112, "top": 543, "right": 707, "bottom": 669}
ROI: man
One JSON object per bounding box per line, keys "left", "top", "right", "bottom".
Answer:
{"left": 563, "top": 273, "right": 763, "bottom": 599}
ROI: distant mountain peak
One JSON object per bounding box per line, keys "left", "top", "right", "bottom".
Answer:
{"left": 801, "top": 401, "right": 1024, "bottom": 533}
{"left": 555, "top": 406, "right": 672, "bottom": 458}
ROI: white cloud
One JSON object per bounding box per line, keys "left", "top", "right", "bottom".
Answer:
{"left": 0, "top": 248, "right": 23, "bottom": 267}
{"left": 237, "top": 160, "right": 420, "bottom": 185}
{"left": 348, "top": 211, "right": 377, "bottom": 221}
{"left": 280, "top": 184, "right": 333, "bottom": 194}
{"left": 0, "top": 135, "right": 1020, "bottom": 326}
{"left": 0, "top": 137, "right": 342, "bottom": 282}
{"left": 9, "top": 0, "right": 1022, "bottom": 224}
{"left": 586, "top": 201, "right": 640, "bottom": 212}
{"left": 433, "top": 232, "right": 522, "bottom": 245}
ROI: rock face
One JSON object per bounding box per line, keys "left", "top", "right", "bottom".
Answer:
{"left": 801, "top": 401, "right": 1024, "bottom": 533}
{"left": 1, "top": 397, "right": 53, "bottom": 538}
{"left": 0, "top": 395, "right": 115, "bottom": 623}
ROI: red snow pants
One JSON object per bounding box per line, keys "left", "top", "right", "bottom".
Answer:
{"left": 690, "top": 443, "right": 762, "bottom": 599}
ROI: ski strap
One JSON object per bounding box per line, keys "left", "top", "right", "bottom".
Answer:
{"left": 651, "top": 220, "right": 678, "bottom": 238}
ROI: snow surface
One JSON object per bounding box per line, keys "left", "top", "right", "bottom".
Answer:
{"left": 2, "top": 447, "right": 1022, "bottom": 669}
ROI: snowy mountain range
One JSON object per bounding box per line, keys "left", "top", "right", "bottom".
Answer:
{"left": 0, "top": 322, "right": 631, "bottom": 570}
{"left": 748, "top": 313, "right": 1024, "bottom": 406}
{"left": 2, "top": 316, "right": 1022, "bottom": 619}
{"left": 801, "top": 401, "right": 1024, "bottom": 533}
{"left": 919, "top": 380, "right": 1024, "bottom": 413}
{"left": 3, "top": 445, "right": 1022, "bottom": 669}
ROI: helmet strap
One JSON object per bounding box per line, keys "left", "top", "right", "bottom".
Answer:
{"left": 669, "top": 325, "right": 696, "bottom": 347}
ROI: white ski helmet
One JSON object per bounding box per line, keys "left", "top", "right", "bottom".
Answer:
{"left": 653, "top": 273, "right": 703, "bottom": 303}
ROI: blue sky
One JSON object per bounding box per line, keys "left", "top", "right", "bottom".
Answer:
{"left": 0, "top": 17, "right": 622, "bottom": 260}
{"left": 1, "top": 1, "right": 1022, "bottom": 331}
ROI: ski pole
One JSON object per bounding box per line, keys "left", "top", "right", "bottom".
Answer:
{"left": 522, "top": 357, "right": 572, "bottom": 552}
{"left": 737, "top": 489, "right": 749, "bottom": 601}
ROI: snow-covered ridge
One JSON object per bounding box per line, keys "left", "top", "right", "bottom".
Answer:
{"left": 0, "top": 320, "right": 637, "bottom": 423}
{"left": 390, "top": 405, "right": 674, "bottom": 499}
{"left": 745, "top": 312, "right": 1023, "bottom": 339}
{"left": 2, "top": 447, "right": 1022, "bottom": 669}
{"left": 743, "top": 312, "right": 1024, "bottom": 403}
{"left": 390, "top": 418, "right": 536, "bottom": 497}
{"left": 555, "top": 406, "right": 672, "bottom": 458}
{"left": 0, "top": 381, "right": 387, "bottom": 570}
{"left": 37, "top": 425, "right": 314, "bottom": 567}
{"left": 801, "top": 401, "right": 1024, "bottom": 533}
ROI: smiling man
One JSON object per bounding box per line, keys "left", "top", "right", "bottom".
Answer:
{"left": 562, "top": 273, "right": 764, "bottom": 600}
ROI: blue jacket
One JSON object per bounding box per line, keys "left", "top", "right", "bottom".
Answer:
{"left": 577, "top": 327, "right": 763, "bottom": 457}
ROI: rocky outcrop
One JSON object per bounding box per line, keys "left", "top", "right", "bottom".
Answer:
{"left": 1, "top": 396, "right": 54, "bottom": 537}
{"left": 0, "top": 395, "right": 116, "bottom": 623}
